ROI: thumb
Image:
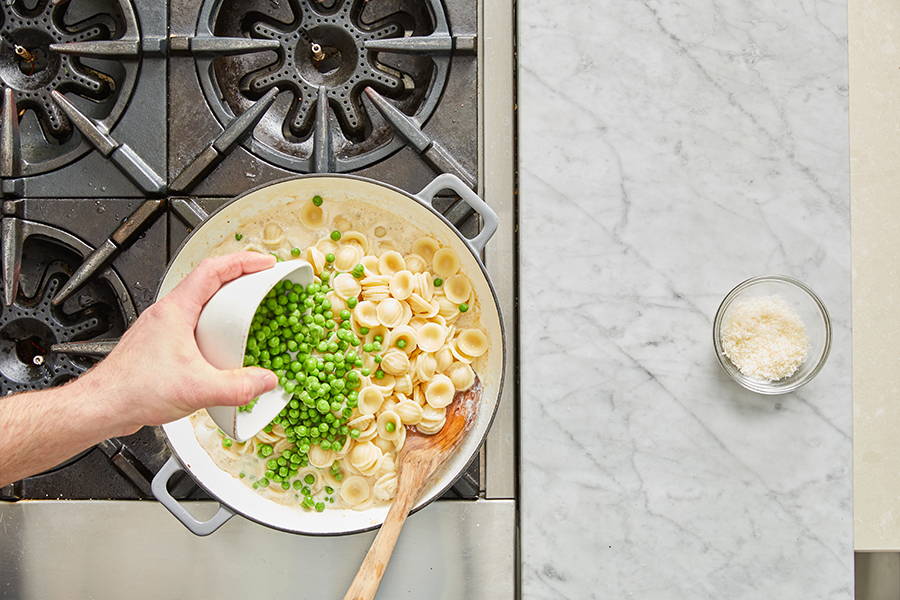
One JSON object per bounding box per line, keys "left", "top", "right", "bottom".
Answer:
{"left": 203, "top": 367, "right": 278, "bottom": 408}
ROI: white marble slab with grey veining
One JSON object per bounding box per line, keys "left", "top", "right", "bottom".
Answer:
{"left": 518, "top": 1, "right": 851, "bottom": 598}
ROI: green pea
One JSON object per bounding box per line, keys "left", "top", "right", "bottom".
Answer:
{"left": 396, "top": 339, "right": 407, "bottom": 349}
{"left": 312, "top": 195, "right": 323, "bottom": 206}
{"left": 434, "top": 277, "right": 443, "bottom": 287}
{"left": 330, "top": 230, "right": 341, "bottom": 241}
{"left": 385, "top": 422, "right": 396, "bottom": 433}
{"left": 235, "top": 232, "right": 243, "bottom": 241}
{"left": 325, "top": 253, "right": 335, "bottom": 263}
{"left": 459, "top": 303, "right": 469, "bottom": 312}
{"left": 347, "top": 297, "right": 358, "bottom": 309}
{"left": 291, "top": 247, "right": 301, "bottom": 257}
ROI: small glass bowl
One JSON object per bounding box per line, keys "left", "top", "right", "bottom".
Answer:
{"left": 713, "top": 275, "right": 831, "bottom": 395}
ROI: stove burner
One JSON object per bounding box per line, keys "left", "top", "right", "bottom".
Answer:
{"left": 0, "top": 224, "right": 134, "bottom": 395}
{"left": 0, "top": 0, "right": 140, "bottom": 176}
{"left": 244, "top": 5, "right": 404, "bottom": 139}
{"left": 196, "top": 0, "right": 450, "bottom": 172}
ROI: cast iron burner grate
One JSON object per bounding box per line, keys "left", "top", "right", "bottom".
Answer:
{"left": 0, "top": 232, "right": 131, "bottom": 394}
{"left": 195, "top": 0, "right": 450, "bottom": 172}
{"left": 0, "top": 0, "right": 140, "bottom": 176}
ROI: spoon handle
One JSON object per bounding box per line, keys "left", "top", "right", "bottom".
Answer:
{"left": 343, "top": 460, "right": 429, "bottom": 600}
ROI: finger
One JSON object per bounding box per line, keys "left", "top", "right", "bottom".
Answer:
{"left": 168, "top": 252, "right": 276, "bottom": 315}
{"left": 199, "top": 367, "right": 278, "bottom": 408}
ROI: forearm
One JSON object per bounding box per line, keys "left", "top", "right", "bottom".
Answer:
{"left": 0, "top": 375, "right": 134, "bottom": 487}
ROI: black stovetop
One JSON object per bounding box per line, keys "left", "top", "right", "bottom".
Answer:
{"left": 0, "top": 0, "right": 481, "bottom": 502}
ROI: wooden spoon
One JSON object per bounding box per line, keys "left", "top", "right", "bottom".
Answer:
{"left": 343, "top": 379, "right": 482, "bottom": 600}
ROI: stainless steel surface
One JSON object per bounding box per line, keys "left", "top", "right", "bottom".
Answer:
{"left": 191, "top": 0, "right": 453, "bottom": 174}
{"left": 170, "top": 87, "right": 279, "bottom": 193}
{"left": 170, "top": 197, "right": 210, "bottom": 228}
{"left": 50, "top": 339, "right": 118, "bottom": 356}
{"left": 0, "top": 0, "right": 517, "bottom": 594}
{"left": 48, "top": 39, "right": 141, "bottom": 57}
{"left": 481, "top": 0, "right": 517, "bottom": 500}
{"left": 50, "top": 91, "right": 166, "bottom": 194}
{"left": 0, "top": 219, "right": 135, "bottom": 394}
{"left": 0, "top": 0, "right": 141, "bottom": 177}
{"left": 0, "top": 499, "right": 516, "bottom": 600}
{"left": 857, "top": 553, "right": 900, "bottom": 600}
{"left": 50, "top": 238, "right": 117, "bottom": 305}
{"left": 0, "top": 89, "right": 19, "bottom": 178}
{"left": 364, "top": 86, "right": 476, "bottom": 188}
{"left": 168, "top": 0, "right": 478, "bottom": 197}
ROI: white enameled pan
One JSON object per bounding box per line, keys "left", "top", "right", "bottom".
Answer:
{"left": 150, "top": 173, "right": 505, "bottom": 536}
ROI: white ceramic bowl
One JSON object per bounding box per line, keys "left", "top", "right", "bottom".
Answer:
{"left": 195, "top": 259, "right": 313, "bottom": 441}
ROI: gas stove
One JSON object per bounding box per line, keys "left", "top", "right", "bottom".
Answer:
{"left": 0, "top": 0, "right": 516, "bottom": 598}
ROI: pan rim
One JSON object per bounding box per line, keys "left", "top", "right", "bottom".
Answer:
{"left": 157, "top": 173, "right": 507, "bottom": 536}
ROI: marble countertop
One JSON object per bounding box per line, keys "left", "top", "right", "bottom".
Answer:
{"left": 518, "top": 1, "right": 851, "bottom": 598}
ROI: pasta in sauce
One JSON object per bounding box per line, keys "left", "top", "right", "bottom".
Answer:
{"left": 190, "top": 195, "right": 488, "bottom": 511}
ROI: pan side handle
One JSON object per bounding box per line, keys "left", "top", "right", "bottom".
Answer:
{"left": 151, "top": 456, "right": 235, "bottom": 536}
{"left": 415, "top": 174, "right": 499, "bottom": 254}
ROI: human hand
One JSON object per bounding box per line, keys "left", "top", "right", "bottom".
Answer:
{"left": 77, "top": 252, "right": 279, "bottom": 436}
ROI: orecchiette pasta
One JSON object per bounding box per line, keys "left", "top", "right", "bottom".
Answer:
{"left": 389, "top": 270, "right": 415, "bottom": 300}
{"left": 197, "top": 197, "right": 488, "bottom": 512}
{"left": 349, "top": 442, "right": 383, "bottom": 476}
{"left": 373, "top": 435, "right": 394, "bottom": 455}
{"left": 394, "top": 373, "right": 413, "bottom": 395}
{"left": 341, "top": 230, "right": 368, "bottom": 252}
{"left": 447, "top": 361, "right": 476, "bottom": 391}
{"left": 299, "top": 202, "right": 324, "bottom": 228}
{"left": 376, "top": 298, "right": 405, "bottom": 328}
{"left": 262, "top": 222, "right": 285, "bottom": 247}
{"left": 404, "top": 254, "right": 427, "bottom": 273}
{"left": 334, "top": 243, "right": 364, "bottom": 271}
{"left": 457, "top": 329, "right": 489, "bottom": 357}
{"left": 444, "top": 274, "right": 472, "bottom": 305}
{"left": 417, "top": 322, "right": 448, "bottom": 353}
{"left": 395, "top": 400, "right": 424, "bottom": 425}
{"left": 432, "top": 248, "right": 460, "bottom": 278}
{"left": 435, "top": 346, "right": 454, "bottom": 372}
{"left": 354, "top": 300, "right": 380, "bottom": 328}
{"left": 417, "top": 405, "right": 447, "bottom": 434}
{"left": 308, "top": 446, "right": 336, "bottom": 469}
{"left": 373, "top": 472, "right": 398, "bottom": 502}
{"left": 376, "top": 410, "right": 403, "bottom": 441}
{"left": 380, "top": 350, "right": 410, "bottom": 376}
{"left": 412, "top": 236, "right": 440, "bottom": 261}
{"left": 347, "top": 414, "right": 378, "bottom": 442}
{"left": 358, "top": 386, "right": 385, "bottom": 415}
{"left": 304, "top": 246, "right": 326, "bottom": 274}
{"left": 378, "top": 250, "right": 406, "bottom": 275}
{"left": 387, "top": 325, "right": 417, "bottom": 354}
{"left": 425, "top": 374, "right": 455, "bottom": 409}
{"left": 333, "top": 272, "right": 362, "bottom": 299}
{"left": 340, "top": 476, "right": 371, "bottom": 507}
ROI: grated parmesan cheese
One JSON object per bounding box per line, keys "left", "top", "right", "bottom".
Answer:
{"left": 720, "top": 295, "right": 808, "bottom": 381}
